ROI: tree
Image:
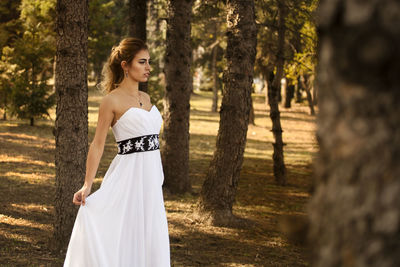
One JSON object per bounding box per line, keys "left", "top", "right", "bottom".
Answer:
{"left": 192, "top": 0, "right": 226, "bottom": 112}
{"left": 129, "top": 0, "right": 148, "bottom": 92}
{"left": 284, "top": 0, "right": 318, "bottom": 114}
{"left": 53, "top": 0, "right": 88, "bottom": 252}
{"left": 0, "top": 0, "right": 21, "bottom": 51}
{"left": 197, "top": 0, "right": 257, "bottom": 225}
{"left": 0, "top": 0, "right": 21, "bottom": 120}
{"left": 255, "top": 0, "right": 317, "bottom": 185}
{"left": 308, "top": 0, "right": 400, "bottom": 266}
{"left": 0, "top": 51, "right": 15, "bottom": 120}
{"left": 161, "top": 0, "right": 193, "bottom": 194}
{"left": 1, "top": 0, "right": 56, "bottom": 126}
{"left": 146, "top": 0, "right": 168, "bottom": 108}
{"left": 268, "top": 0, "right": 287, "bottom": 185}
{"left": 129, "top": 0, "right": 147, "bottom": 41}
{"left": 88, "top": 0, "right": 126, "bottom": 84}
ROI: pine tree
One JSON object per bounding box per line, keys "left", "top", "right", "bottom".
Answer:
{"left": 53, "top": 0, "right": 88, "bottom": 253}
{"left": 309, "top": 0, "right": 400, "bottom": 265}
{"left": 197, "top": 0, "right": 257, "bottom": 226}
{"left": 161, "top": 0, "right": 194, "bottom": 194}
{"left": 2, "top": 0, "right": 56, "bottom": 125}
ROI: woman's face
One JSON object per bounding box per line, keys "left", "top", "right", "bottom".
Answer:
{"left": 123, "top": 49, "right": 151, "bottom": 83}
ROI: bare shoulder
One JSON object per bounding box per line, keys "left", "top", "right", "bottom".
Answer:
{"left": 99, "top": 92, "right": 118, "bottom": 112}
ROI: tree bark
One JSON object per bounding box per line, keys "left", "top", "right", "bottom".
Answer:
{"left": 211, "top": 26, "right": 219, "bottom": 113}
{"left": 295, "top": 76, "right": 302, "bottom": 103}
{"left": 129, "top": 0, "right": 147, "bottom": 41}
{"left": 249, "top": 96, "right": 255, "bottom": 125}
{"left": 309, "top": 0, "right": 400, "bottom": 266}
{"left": 312, "top": 83, "right": 318, "bottom": 106}
{"left": 129, "top": 0, "right": 148, "bottom": 93}
{"left": 301, "top": 74, "right": 315, "bottom": 115}
{"left": 53, "top": 0, "right": 88, "bottom": 253}
{"left": 197, "top": 0, "right": 257, "bottom": 226}
{"left": 268, "top": 0, "right": 286, "bottom": 186}
{"left": 264, "top": 71, "right": 274, "bottom": 107}
{"left": 161, "top": 0, "right": 193, "bottom": 194}
{"left": 284, "top": 78, "right": 294, "bottom": 108}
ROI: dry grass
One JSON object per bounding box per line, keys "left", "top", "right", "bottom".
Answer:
{"left": 0, "top": 88, "right": 317, "bottom": 266}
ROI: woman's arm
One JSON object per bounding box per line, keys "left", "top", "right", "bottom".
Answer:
{"left": 73, "top": 95, "right": 115, "bottom": 206}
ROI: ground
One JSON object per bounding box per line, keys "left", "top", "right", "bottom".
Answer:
{"left": 0, "top": 88, "right": 317, "bottom": 266}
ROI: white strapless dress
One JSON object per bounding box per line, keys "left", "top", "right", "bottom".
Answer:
{"left": 64, "top": 105, "right": 170, "bottom": 267}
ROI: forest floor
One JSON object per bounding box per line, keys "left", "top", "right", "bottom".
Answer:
{"left": 0, "top": 88, "right": 317, "bottom": 266}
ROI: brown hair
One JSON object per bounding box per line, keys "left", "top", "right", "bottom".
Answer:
{"left": 100, "top": 38, "right": 148, "bottom": 93}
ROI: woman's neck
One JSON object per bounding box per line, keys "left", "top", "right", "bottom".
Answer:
{"left": 118, "top": 78, "right": 139, "bottom": 96}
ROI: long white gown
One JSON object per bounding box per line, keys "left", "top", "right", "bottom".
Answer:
{"left": 64, "top": 105, "right": 170, "bottom": 267}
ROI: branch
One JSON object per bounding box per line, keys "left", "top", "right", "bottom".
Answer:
{"left": 256, "top": 21, "right": 316, "bottom": 43}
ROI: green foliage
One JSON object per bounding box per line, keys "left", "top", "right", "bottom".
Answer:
{"left": 88, "top": 0, "right": 127, "bottom": 83}
{"left": 10, "top": 72, "right": 55, "bottom": 122}
{"left": 191, "top": 0, "right": 226, "bottom": 91}
{"left": 284, "top": 0, "right": 318, "bottom": 82}
{"left": 0, "top": 0, "right": 56, "bottom": 124}
{"left": 255, "top": 0, "right": 318, "bottom": 85}
{"left": 0, "top": 0, "right": 22, "bottom": 54}
{"left": 146, "top": 0, "right": 169, "bottom": 109}
{"left": 0, "top": 49, "right": 16, "bottom": 116}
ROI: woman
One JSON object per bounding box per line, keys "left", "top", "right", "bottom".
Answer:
{"left": 64, "top": 38, "right": 170, "bottom": 267}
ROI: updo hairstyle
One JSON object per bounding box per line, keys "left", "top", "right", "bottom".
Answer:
{"left": 101, "top": 38, "right": 148, "bottom": 93}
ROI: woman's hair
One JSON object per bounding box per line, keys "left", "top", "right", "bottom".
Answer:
{"left": 100, "top": 38, "right": 148, "bottom": 93}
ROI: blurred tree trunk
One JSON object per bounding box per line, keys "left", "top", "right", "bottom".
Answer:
{"left": 129, "top": 0, "right": 148, "bottom": 92}
{"left": 295, "top": 76, "right": 302, "bottom": 103}
{"left": 249, "top": 96, "right": 255, "bottom": 125}
{"left": 53, "top": 0, "right": 88, "bottom": 253}
{"left": 2, "top": 86, "right": 9, "bottom": 120}
{"left": 197, "top": 0, "right": 257, "bottom": 226}
{"left": 284, "top": 78, "right": 294, "bottom": 108}
{"left": 268, "top": 0, "right": 286, "bottom": 186}
{"left": 211, "top": 23, "right": 219, "bottom": 113}
{"left": 161, "top": 0, "right": 193, "bottom": 194}
{"left": 309, "top": 0, "right": 400, "bottom": 266}
{"left": 312, "top": 84, "right": 318, "bottom": 106}
{"left": 264, "top": 70, "right": 274, "bottom": 107}
{"left": 300, "top": 74, "right": 315, "bottom": 115}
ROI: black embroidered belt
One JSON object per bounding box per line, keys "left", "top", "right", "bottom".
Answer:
{"left": 117, "top": 134, "right": 160, "bottom": 155}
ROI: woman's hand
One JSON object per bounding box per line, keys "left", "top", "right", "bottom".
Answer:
{"left": 72, "top": 185, "right": 92, "bottom": 206}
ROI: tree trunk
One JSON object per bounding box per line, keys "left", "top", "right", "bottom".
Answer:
{"left": 211, "top": 30, "right": 219, "bottom": 112}
{"left": 129, "top": 0, "right": 148, "bottom": 93}
{"left": 161, "top": 0, "right": 193, "bottom": 194}
{"left": 312, "top": 84, "right": 318, "bottom": 106}
{"left": 53, "top": 0, "right": 88, "bottom": 253}
{"left": 3, "top": 92, "right": 7, "bottom": 120}
{"left": 264, "top": 70, "right": 274, "bottom": 107}
{"left": 197, "top": 0, "right": 257, "bottom": 226}
{"left": 249, "top": 95, "right": 255, "bottom": 125}
{"left": 301, "top": 74, "right": 315, "bottom": 115}
{"left": 129, "top": 0, "right": 147, "bottom": 40}
{"left": 284, "top": 79, "right": 294, "bottom": 108}
{"left": 295, "top": 76, "right": 302, "bottom": 103}
{"left": 309, "top": 1, "right": 400, "bottom": 266}
{"left": 30, "top": 117, "right": 34, "bottom": 126}
{"left": 268, "top": 0, "right": 286, "bottom": 186}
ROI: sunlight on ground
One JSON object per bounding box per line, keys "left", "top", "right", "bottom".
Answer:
{"left": 0, "top": 155, "right": 54, "bottom": 168}
{"left": 0, "top": 213, "right": 50, "bottom": 231}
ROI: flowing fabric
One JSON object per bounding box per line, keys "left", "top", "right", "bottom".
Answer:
{"left": 64, "top": 105, "right": 170, "bottom": 267}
